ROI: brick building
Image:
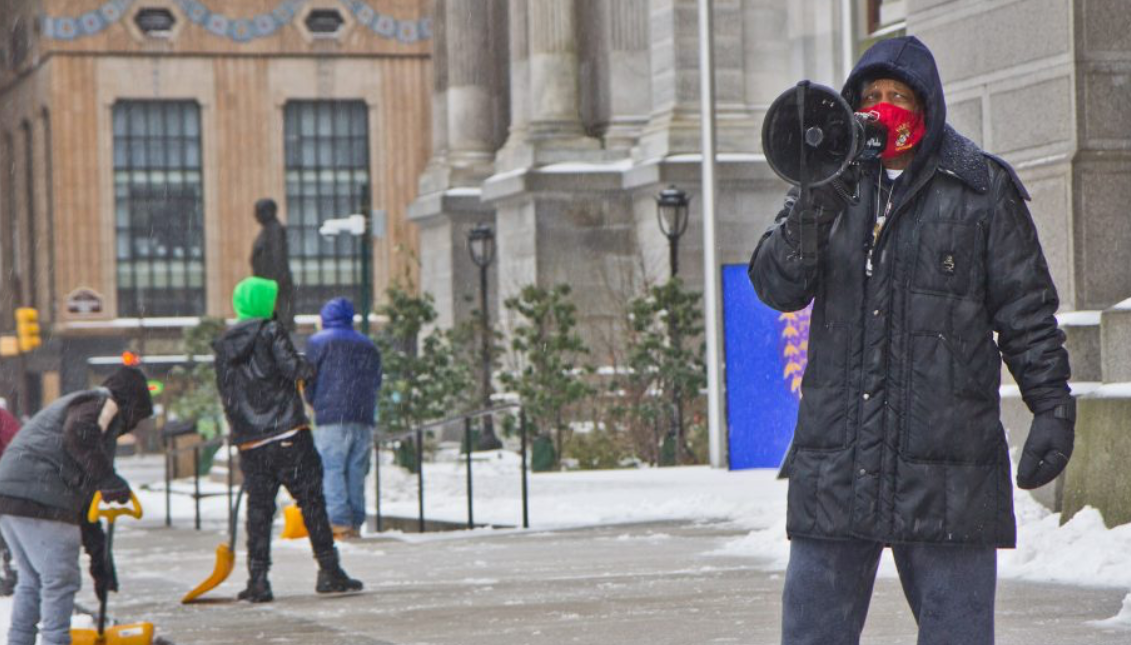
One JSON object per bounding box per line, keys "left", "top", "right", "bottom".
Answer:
{"left": 0, "top": 0, "right": 431, "bottom": 416}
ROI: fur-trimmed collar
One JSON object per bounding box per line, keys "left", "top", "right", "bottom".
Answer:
{"left": 936, "top": 126, "right": 989, "bottom": 194}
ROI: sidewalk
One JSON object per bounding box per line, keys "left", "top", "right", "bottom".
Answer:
{"left": 76, "top": 518, "right": 1128, "bottom": 645}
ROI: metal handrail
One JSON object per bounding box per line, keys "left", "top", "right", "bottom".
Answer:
{"left": 373, "top": 405, "right": 529, "bottom": 534}
{"left": 376, "top": 404, "right": 521, "bottom": 444}
{"left": 162, "top": 435, "right": 234, "bottom": 531}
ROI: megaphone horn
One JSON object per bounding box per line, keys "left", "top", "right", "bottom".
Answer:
{"left": 761, "top": 81, "right": 886, "bottom": 187}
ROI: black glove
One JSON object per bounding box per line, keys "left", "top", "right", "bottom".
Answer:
{"left": 809, "top": 164, "right": 861, "bottom": 213}
{"left": 89, "top": 547, "right": 118, "bottom": 601}
{"left": 784, "top": 165, "right": 861, "bottom": 251}
{"left": 98, "top": 473, "right": 132, "bottom": 504}
{"left": 1016, "top": 401, "right": 1075, "bottom": 490}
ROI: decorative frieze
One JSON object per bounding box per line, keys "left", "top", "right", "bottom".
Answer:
{"left": 43, "top": 0, "right": 432, "bottom": 43}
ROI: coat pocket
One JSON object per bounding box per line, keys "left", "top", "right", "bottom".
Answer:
{"left": 911, "top": 221, "right": 979, "bottom": 299}
{"left": 902, "top": 332, "right": 998, "bottom": 464}
{"left": 795, "top": 324, "right": 851, "bottom": 450}
{"left": 786, "top": 445, "right": 855, "bottom": 538}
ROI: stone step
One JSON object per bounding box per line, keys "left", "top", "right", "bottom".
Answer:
{"left": 1063, "top": 387, "right": 1131, "bottom": 527}
{"left": 1101, "top": 299, "right": 1131, "bottom": 383}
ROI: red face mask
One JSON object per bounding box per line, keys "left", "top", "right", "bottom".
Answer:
{"left": 856, "top": 102, "right": 925, "bottom": 159}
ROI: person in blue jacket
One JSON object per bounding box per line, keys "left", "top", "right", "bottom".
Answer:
{"left": 304, "top": 297, "right": 383, "bottom": 539}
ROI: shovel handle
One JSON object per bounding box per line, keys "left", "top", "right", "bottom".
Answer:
{"left": 87, "top": 491, "right": 144, "bottom": 524}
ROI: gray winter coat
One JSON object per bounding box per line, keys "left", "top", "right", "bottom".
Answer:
{"left": 0, "top": 389, "right": 122, "bottom": 519}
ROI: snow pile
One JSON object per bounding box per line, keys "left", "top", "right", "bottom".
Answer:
{"left": 1091, "top": 593, "right": 1131, "bottom": 629}
{"left": 717, "top": 482, "right": 1131, "bottom": 595}
{"left": 1001, "top": 491, "right": 1131, "bottom": 588}
{"left": 712, "top": 518, "right": 790, "bottom": 570}
{"left": 372, "top": 451, "right": 788, "bottom": 530}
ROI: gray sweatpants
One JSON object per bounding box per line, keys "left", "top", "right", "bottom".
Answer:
{"left": 781, "top": 536, "right": 997, "bottom": 645}
{"left": 0, "top": 515, "right": 82, "bottom": 645}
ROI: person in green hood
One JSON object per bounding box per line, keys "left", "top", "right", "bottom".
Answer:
{"left": 213, "top": 277, "right": 363, "bottom": 602}
{"left": 233, "top": 275, "right": 280, "bottom": 321}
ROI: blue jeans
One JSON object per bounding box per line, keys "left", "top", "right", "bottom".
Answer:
{"left": 0, "top": 515, "right": 82, "bottom": 645}
{"left": 313, "top": 423, "right": 373, "bottom": 529}
{"left": 781, "top": 536, "right": 996, "bottom": 645}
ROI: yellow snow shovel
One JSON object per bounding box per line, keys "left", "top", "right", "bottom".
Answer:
{"left": 71, "top": 491, "right": 155, "bottom": 645}
{"left": 181, "top": 484, "right": 244, "bottom": 603}
{"left": 280, "top": 501, "right": 309, "bottom": 539}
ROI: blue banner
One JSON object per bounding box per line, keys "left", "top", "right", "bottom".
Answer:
{"left": 721, "top": 264, "right": 810, "bottom": 469}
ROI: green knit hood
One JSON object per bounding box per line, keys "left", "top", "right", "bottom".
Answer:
{"left": 233, "top": 277, "right": 278, "bottom": 321}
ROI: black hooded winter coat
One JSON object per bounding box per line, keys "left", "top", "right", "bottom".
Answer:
{"left": 749, "top": 37, "right": 1071, "bottom": 547}
{"left": 213, "top": 319, "right": 314, "bottom": 446}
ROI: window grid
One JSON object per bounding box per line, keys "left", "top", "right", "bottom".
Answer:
{"left": 283, "top": 100, "right": 370, "bottom": 314}
{"left": 112, "top": 101, "right": 206, "bottom": 317}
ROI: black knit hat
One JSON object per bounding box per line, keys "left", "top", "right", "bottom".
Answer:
{"left": 102, "top": 367, "right": 154, "bottom": 430}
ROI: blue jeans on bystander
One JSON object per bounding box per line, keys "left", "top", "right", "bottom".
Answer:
{"left": 313, "top": 422, "right": 374, "bottom": 530}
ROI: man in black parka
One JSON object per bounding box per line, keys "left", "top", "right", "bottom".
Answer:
{"left": 749, "top": 36, "right": 1073, "bottom": 644}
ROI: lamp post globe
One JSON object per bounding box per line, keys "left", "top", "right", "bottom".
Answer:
{"left": 468, "top": 223, "right": 496, "bottom": 269}
{"left": 655, "top": 185, "right": 691, "bottom": 277}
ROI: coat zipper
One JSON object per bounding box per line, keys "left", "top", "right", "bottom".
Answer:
{"left": 874, "top": 162, "right": 935, "bottom": 538}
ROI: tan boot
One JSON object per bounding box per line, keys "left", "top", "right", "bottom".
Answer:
{"left": 331, "top": 525, "right": 359, "bottom": 541}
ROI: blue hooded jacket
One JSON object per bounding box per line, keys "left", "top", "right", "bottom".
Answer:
{"left": 304, "top": 298, "right": 383, "bottom": 426}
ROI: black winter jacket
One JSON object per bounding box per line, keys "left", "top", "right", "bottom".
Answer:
{"left": 749, "top": 37, "right": 1071, "bottom": 548}
{"left": 213, "top": 319, "right": 315, "bottom": 446}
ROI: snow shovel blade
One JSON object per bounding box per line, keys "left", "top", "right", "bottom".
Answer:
{"left": 280, "top": 504, "right": 309, "bottom": 540}
{"left": 72, "top": 622, "right": 155, "bottom": 645}
{"left": 181, "top": 544, "right": 234, "bottom": 604}
{"left": 182, "top": 484, "right": 244, "bottom": 604}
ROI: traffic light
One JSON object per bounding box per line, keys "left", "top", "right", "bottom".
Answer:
{"left": 14, "top": 308, "right": 40, "bottom": 353}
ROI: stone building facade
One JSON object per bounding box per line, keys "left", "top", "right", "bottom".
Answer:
{"left": 0, "top": 0, "right": 431, "bottom": 416}
{"left": 412, "top": 0, "right": 1131, "bottom": 517}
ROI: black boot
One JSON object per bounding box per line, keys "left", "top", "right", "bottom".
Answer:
{"left": 237, "top": 565, "right": 273, "bottom": 603}
{"left": 315, "top": 550, "right": 363, "bottom": 594}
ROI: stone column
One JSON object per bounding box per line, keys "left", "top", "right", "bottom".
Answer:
{"left": 528, "top": 0, "right": 583, "bottom": 138}
{"left": 418, "top": 0, "right": 449, "bottom": 195}
{"left": 410, "top": 1, "right": 504, "bottom": 328}
{"left": 578, "top": 0, "right": 651, "bottom": 152}
{"left": 445, "top": 1, "right": 497, "bottom": 184}
{"left": 638, "top": 0, "right": 756, "bottom": 158}
{"left": 498, "top": 0, "right": 601, "bottom": 168}
{"left": 495, "top": 0, "right": 530, "bottom": 169}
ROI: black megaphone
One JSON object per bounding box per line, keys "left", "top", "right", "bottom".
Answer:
{"left": 761, "top": 81, "right": 887, "bottom": 187}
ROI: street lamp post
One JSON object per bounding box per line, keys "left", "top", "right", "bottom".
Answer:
{"left": 467, "top": 223, "right": 501, "bottom": 451}
{"left": 358, "top": 186, "right": 373, "bottom": 337}
{"left": 655, "top": 185, "right": 691, "bottom": 464}
{"left": 318, "top": 185, "right": 373, "bottom": 336}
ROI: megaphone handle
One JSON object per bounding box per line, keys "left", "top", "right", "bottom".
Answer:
{"left": 794, "top": 82, "right": 818, "bottom": 278}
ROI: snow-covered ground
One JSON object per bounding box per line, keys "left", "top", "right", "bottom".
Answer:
{"left": 5, "top": 449, "right": 1131, "bottom": 633}
{"left": 127, "top": 448, "right": 1131, "bottom": 593}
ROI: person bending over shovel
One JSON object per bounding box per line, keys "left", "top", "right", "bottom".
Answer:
{"left": 214, "top": 276, "right": 363, "bottom": 602}
{"left": 0, "top": 367, "right": 153, "bottom": 645}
